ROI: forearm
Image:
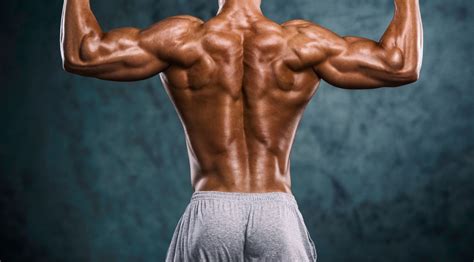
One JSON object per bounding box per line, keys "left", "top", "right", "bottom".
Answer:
{"left": 60, "top": 0, "right": 103, "bottom": 66}
{"left": 379, "top": 0, "right": 423, "bottom": 76}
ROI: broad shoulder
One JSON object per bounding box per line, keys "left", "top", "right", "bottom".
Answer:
{"left": 140, "top": 15, "right": 204, "bottom": 51}
{"left": 161, "top": 15, "right": 205, "bottom": 26}
{"left": 281, "top": 19, "right": 313, "bottom": 27}
{"left": 144, "top": 15, "right": 204, "bottom": 38}
{"left": 281, "top": 19, "right": 338, "bottom": 40}
{"left": 280, "top": 19, "right": 347, "bottom": 68}
{"left": 139, "top": 15, "right": 204, "bottom": 63}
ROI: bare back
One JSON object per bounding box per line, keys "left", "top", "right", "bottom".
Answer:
{"left": 159, "top": 15, "right": 321, "bottom": 193}
{"left": 62, "top": 0, "right": 422, "bottom": 193}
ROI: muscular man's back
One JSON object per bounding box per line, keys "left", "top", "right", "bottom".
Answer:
{"left": 160, "top": 14, "right": 322, "bottom": 193}
{"left": 61, "top": 0, "right": 422, "bottom": 193}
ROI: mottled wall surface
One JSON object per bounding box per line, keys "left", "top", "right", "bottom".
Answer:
{"left": 1, "top": 0, "right": 473, "bottom": 261}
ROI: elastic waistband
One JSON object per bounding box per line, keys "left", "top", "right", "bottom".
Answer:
{"left": 190, "top": 190, "right": 298, "bottom": 207}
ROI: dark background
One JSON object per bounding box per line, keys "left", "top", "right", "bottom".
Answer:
{"left": 1, "top": 0, "right": 473, "bottom": 261}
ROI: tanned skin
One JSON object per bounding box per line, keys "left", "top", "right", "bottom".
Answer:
{"left": 61, "top": 0, "right": 423, "bottom": 193}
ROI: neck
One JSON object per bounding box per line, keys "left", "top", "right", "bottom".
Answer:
{"left": 217, "top": 0, "right": 263, "bottom": 15}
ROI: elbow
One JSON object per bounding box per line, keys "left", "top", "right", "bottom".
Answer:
{"left": 385, "top": 48, "right": 421, "bottom": 86}
{"left": 62, "top": 48, "right": 96, "bottom": 75}
{"left": 62, "top": 57, "right": 76, "bottom": 73}
{"left": 386, "top": 67, "right": 420, "bottom": 87}
{"left": 62, "top": 56, "right": 85, "bottom": 74}
{"left": 61, "top": 34, "right": 100, "bottom": 74}
{"left": 406, "top": 68, "right": 421, "bottom": 83}
{"left": 61, "top": 42, "right": 86, "bottom": 73}
{"left": 388, "top": 64, "right": 422, "bottom": 86}
{"left": 398, "top": 66, "right": 421, "bottom": 85}
{"left": 61, "top": 47, "right": 75, "bottom": 72}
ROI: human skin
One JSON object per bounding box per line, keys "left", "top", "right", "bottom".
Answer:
{"left": 60, "top": 0, "right": 423, "bottom": 193}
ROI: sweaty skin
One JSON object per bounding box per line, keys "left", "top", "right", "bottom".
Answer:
{"left": 61, "top": 0, "right": 423, "bottom": 193}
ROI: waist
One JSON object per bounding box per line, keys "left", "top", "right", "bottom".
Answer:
{"left": 190, "top": 190, "right": 298, "bottom": 207}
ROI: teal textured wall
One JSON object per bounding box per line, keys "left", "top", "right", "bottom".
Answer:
{"left": 1, "top": 0, "right": 473, "bottom": 261}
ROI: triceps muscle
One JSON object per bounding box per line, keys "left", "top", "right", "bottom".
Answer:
{"left": 314, "top": 36, "right": 409, "bottom": 89}
{"left": 70, "top": 28, "right": 169, "bottom": 81}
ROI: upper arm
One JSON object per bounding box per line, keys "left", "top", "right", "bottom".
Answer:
{"left": 289, "top": 21, "right": 417, "bottom": 89}
{"left": 64, "top": 15, "right": 203, "bottom": 81}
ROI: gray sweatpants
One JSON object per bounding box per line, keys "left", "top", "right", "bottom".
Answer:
{"left": 165, "top": 191, "right": 317, "bottom": 261}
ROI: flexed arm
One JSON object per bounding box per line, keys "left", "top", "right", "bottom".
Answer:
{"left": 295, "top": 0, "right": 423, "bottom": 89}
{"left": 60, "top": 0, "right": 201, "bottom": 81}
